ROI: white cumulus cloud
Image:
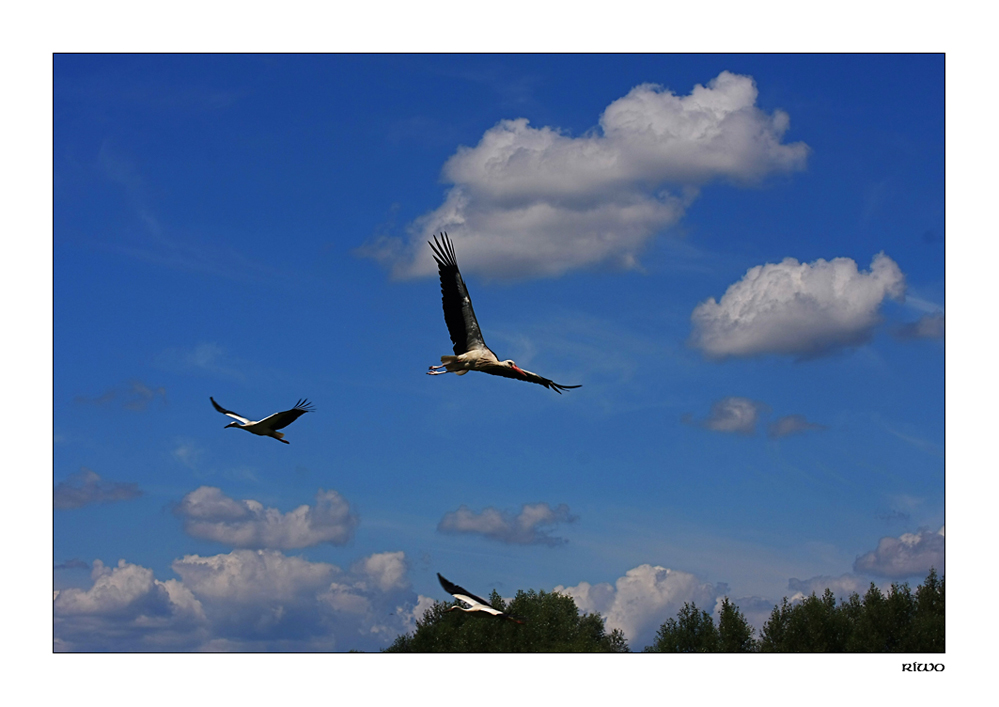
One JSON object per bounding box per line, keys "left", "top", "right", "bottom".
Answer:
{"left": 685, "top": 396, "right": 769, "bottom": 435}
{"left": 54, "top": 559, "right": 207, "bottom": 651}
{"left": 437, "top": 502, "right": 576, "bottom": 545}
{"left": 173, "top": 549, "right": 338, "bottom": 605}
{"left": 853, "top": 526, "right": 945, "bottom": 578}
{"left": 352, "top": 551, "right": 410, "bottom": 593}
{"left": 53, "top": 549, "right": 428, "bottom": 651}
{"left": 690, "top": 252, "right": 906, "bottom": 359}
{"left": 364, "top": 71, "right": 808, "bottom": 280}
{"left": 554, "top": 564, "right": 723, "bottom": 649}
{"left": 174, "top": 486, "right": 358, "bottom": 549}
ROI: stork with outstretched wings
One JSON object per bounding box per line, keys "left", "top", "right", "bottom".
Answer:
{"left": 427, "top": 232, "right": 581, "bottom": 394}
{"left": 209, "top": 397, "right": 313, "bottom": 444}
{"left": 437, "top": 573, "right": 524, "bottom": 624}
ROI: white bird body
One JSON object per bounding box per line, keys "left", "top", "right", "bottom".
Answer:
{"left": 210, "top": 397, "right": 313, "bottom": 444}
{"left": 427, "top": 233, "right": 581, "bottom": 394}
{"left": 437, "top": 573, "right": 524, "bottom": 623}
{"left": 438, "top": 348, "right": 501, "bottom": 377}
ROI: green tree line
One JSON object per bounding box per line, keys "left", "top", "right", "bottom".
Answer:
{"left": 386, "top": 587, "right": 628, "bottom": 652}
{"left": 385, "top": 568, "right": 943, "bottom": 652}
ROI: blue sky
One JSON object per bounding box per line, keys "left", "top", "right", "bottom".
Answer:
{"left": 50, "top": 53, "right": 947, "bottom": 653}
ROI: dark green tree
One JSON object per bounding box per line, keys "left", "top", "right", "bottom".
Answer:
{"left": 906, "top": 567, "right": 944, "bottom": 652}
{"left": 717, "top": 597, "right": 756, "bottom": 652}
{"left": 759, "top": 569, "right": 944, "bottom": 652}
{"left": 759, "top": 588, "right": 848, "bottom": 652}
{"left": 845, "top": 582, "right": 916, "bottom": 651}
{"left": 643, "top": 602, "right": 719, "bottom": 652}
{"left": 385, "top": 587, "right": 628, "bottom": 652}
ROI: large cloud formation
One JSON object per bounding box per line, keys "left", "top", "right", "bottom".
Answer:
{"left": 54, "top": 559, "right": 207, "bottom": 651}
{"left": 365, "top": 71, "right": 808, "bottom": 279}
{"left": 54, "top": 550, "right": 428, "bottom": 652}
{"left": 54, "top": 468, "right": 142, "bottom": 510}
{"left": 853, "top": 526, "right": 945, "bottom": 578}
{"left": 690, "top": 252, "right": 906, "bottom": 359}
{"left": 437, "top": 502, "right": 576, "bottom": 546}
{"left": 555, "top": 564, "right": 724, "bottom": 648}
{"left": 174, "top": 486, "right": 358, "bottom": 549}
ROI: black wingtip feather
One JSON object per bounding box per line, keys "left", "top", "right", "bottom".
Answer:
{"left": 429, "top": 232, "right": 456, "bottom": 271}
{"left": 550, "top": 383, "right": 582, "bottom": 394}
{"left": 437, "top": 573, "right": 456, "bottom": 595}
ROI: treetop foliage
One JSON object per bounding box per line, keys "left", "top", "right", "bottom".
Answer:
{"left": 385, "top": 587, "right": 628, "bottom": 652}
{"left": 758, "top": 568, "right": 944, "bottom": 652}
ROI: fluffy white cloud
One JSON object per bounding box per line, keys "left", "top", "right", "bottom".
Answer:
{"left": 352, "top": 551, "right": 409, "bottom": 593}
{"left": 690, "top": 252, "right": 906, "bottom": 359}
{"left": 364, "top": 71, "right": 808, "bottom": 279}
{"left": 54, "top": 559, "right": 207, "bottom": 651}
{"left": 853, "top": 527, "right": 945, "bottom": 578}
{"left": 768, "top": 414, "right": 826, "bottom": 438}
{"left": 174, "top": 486, "right": 358, "bottom": 549}
{"left": 54, "top": 468, "right": 142, "bottom": 510}
{"left": 408, "top": 594, "right": 437, "bottom": 626}
{"left": 172, "top": 549, "right": 335, "bottom": 603}
{"left": 555, "top": 564, "right": 723, "bottom": 649}
{"left": 685, "top": 396, "right": 769, "bottom": 435}
{"left": 55, "top": 550, "right": 425, "bottom": 651}
{"left": 175, "top": 549, "right": 418, "bottom": 650}
{"left": 437, "top": 502, "right": 576, "bottom": 545}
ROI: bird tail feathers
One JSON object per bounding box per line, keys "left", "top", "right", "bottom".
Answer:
{"left": 440, "top": 356, "right": 468, "bottom": 375}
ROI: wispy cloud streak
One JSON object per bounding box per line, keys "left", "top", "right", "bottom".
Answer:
{"left": 438, "top": 502, "right": 576, "bottom": 546}
{"left": 54, "top": 468, "right": 142, "bottom": 510}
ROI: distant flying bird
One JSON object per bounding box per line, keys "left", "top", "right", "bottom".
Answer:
{"left": 427, "top": 232, "right": 581, "bottom": 394}
{"left": 209, "top": 397, "right": 313, "bottom": 444}
{"left": 437, "top": 572, "right": 525, "bottom": 624}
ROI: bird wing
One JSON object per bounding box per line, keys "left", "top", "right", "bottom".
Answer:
{"left": 257, "top": 399, "right": 314, "bottom": 431}
{"left": 483, "top": 364, "right": 582, "bottom": 394}
{"left": 430, "top": 233, "right": 488, "bottom": 355}
{"left": 210, "top": 397, "right": 252, "bottom": 425}
{"left": 437, "top": 573, "right": 495, "bottom": 610}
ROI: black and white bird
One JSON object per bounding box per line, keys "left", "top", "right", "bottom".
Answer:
{"left": 209, "top": 397, "right": 313, "bottom": 444}
{"left": 437, "top": 573, "right": 525, "bottom": 624}
{"left": 427, "top": 232, "right": 581, "bottom": 394}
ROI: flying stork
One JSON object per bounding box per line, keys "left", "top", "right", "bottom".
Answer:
{"left": 209, "top": 397, "right": 314, "bottom": 444}
{"left": 437, "top": 573, "right": 525, "bottom": 623}
{"left": 427, "top": 232, "right": 581, "bottom": 394}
